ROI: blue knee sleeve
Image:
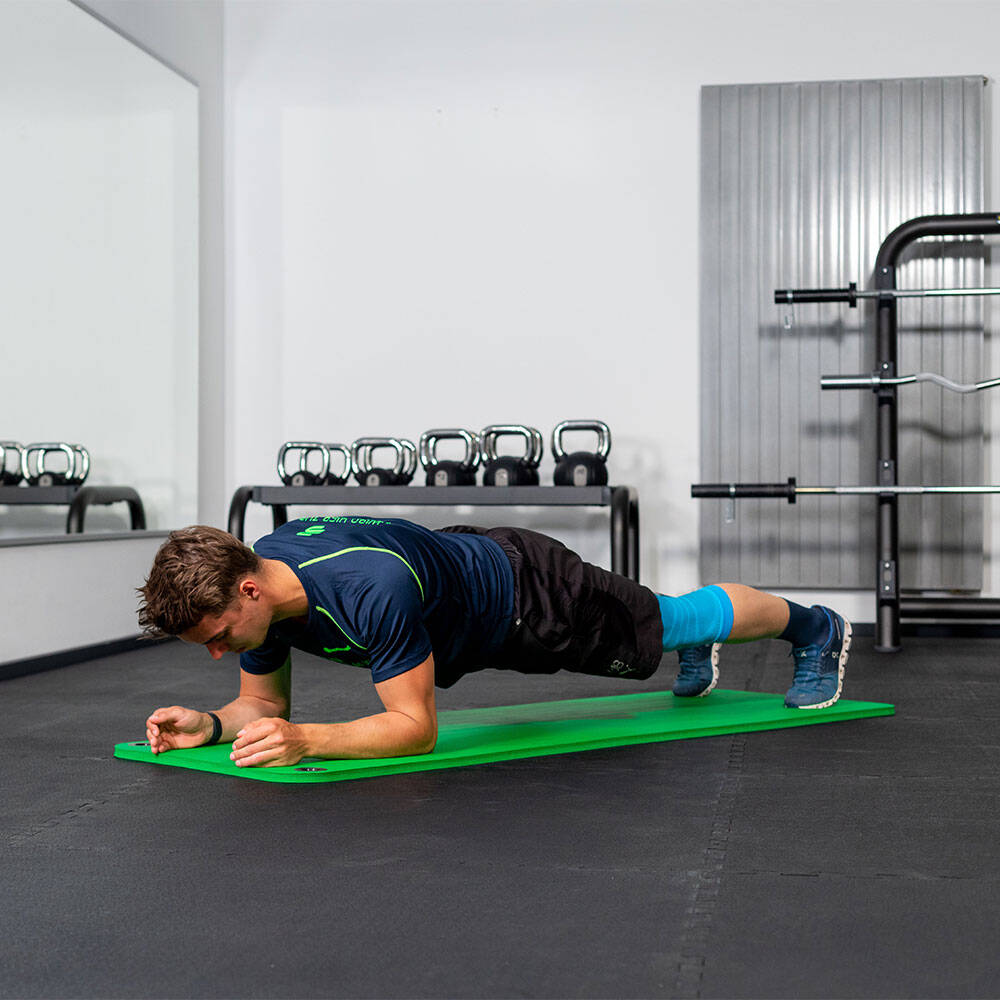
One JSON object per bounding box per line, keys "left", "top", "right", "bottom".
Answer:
{"left": 657, "top": 585, "right": 734, "bottom": 651}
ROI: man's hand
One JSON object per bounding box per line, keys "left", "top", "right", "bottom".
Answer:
{"left": 146, "top": 706, "right": 214, "bottom": 754}
{"left": 143, "top": 658, "right": 293, "bottom": 757}
{"left": 230, "top": 717, "right": 307, "bottom": 768}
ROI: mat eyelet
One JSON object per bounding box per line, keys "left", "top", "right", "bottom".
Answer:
{"left": 295, "top": 766, "right": 327, "bottom": 772}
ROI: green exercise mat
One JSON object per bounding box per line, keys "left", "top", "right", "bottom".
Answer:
{"left": 114, "top": 689, "right": 894, "bottom": 784}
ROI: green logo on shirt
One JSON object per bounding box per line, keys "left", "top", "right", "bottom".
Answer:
{"left": 297, "top": 525, "right": 326, "bottom": 536}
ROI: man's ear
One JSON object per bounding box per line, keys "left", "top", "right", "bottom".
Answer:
{"left": 239, "top": 577, "right": 262, "bottom": 600}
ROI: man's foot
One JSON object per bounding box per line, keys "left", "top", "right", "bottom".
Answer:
{"left": 672, "top": 643, "right": 721, "bottom": 697}
{"left": 784, "top": 607, "right": 851, "bottom": 709}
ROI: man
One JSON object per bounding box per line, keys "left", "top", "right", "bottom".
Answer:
{"left": 138, "top": 518, "right": 851, "bottom": 768}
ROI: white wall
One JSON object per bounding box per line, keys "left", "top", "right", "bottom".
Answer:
{"left": 225, "top": 0, "right": 1000, "bottom": 620}
{"left": 0, "top": 535, "right": 166, "bottom": 662}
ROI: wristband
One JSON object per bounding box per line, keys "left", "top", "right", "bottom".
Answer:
{"left": 205, "top": 711, "right": 223, "bottom": 746}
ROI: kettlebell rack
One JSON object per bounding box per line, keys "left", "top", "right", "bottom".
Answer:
{"left": 0, "top": 441, "right": 146, "bottom": 533}
{"left": 274, "top": 422, "right": 614, "bottom": 489}
{"left": 0, "top": 485, "right": 147, "bottom": 533}
{"left": 692, "top": 212, "right": 1000, "bottom": 650}
{"left": 227, "top": 485, "right": 640, "bottom": 582}
{"left": 230, "top": 419, "right": 637, "bottom": 579}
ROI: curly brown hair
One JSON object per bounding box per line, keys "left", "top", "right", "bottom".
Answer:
{"left": 137, "top": 525, "right": 262, "bottom": 637}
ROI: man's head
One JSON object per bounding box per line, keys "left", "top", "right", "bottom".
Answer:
{"left": 138, "top": 526, "right": 270, "bottom": 656}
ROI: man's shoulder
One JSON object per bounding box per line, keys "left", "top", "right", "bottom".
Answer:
{"left": 254, "top": 517, "right": 386, "bottom": 556}
{"left": 256, "top": 519, "right": 427, "bottom": 596}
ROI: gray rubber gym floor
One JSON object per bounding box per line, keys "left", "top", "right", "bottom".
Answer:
{"left": 1, "top": 634, "right": 997, "bottom": 999}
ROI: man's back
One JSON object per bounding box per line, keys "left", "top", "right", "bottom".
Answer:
{"left": 241, "top": 516, "right": 515, "bottom": 686}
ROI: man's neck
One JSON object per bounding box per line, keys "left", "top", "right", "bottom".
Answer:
{"left": 262, "top": 559, "right": 309, "bottom": 622}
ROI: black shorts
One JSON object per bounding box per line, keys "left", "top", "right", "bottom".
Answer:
{"left": 445, "top": 525, "right": 664, "bottom": 682}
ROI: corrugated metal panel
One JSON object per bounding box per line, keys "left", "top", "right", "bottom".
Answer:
{"left": 699, "top": 76, "right": 987, "bottom": 591}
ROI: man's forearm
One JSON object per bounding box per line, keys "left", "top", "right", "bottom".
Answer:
{"left": 298, "top": 710, "right": 437, "bottom": 760}
{"left": 228, "top": 657, "right": 436, "bottom": 766}
{"left": 213, "top": 695, "right": 289, "bottom": 743}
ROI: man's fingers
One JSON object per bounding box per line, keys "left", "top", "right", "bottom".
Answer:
{"left": 231, "top": 739, "right": 279, "bottom": 767}
{"left": 230, "top": 722, "right": 287, "bottom": 767}
{"left": 230, "top": 726, "right": 252, "bottom": 750}
{"left": 232, "top": 747, "right": 279, "bottom": 767}
{"left": 231, "top": 731, "right": 275, "bottom": 759}
{"left": 146, "top": 719, "right": 163, "bottom": 753}
{"left": 231, "top": 719, "right": 278, "bottom": 751}
{"left": 147, "top": 706, "right": 178, "bottom": 724}
{"left": 147, "top": 707, "right": 185, "bottom": 735}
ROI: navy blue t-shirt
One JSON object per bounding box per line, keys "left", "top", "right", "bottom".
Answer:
{"left": 240, "top": 516, "right": 515, "bottom": 687}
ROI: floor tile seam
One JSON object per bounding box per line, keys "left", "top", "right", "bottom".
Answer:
{"left": 891, "top": 711, "right": 1000, "bottom": 721}
{"left": 733, "top": 770, "right": 1000, "bottom": 782}
{"left": 2, "top": 777, "right": 153, "bottom": 845}
{"left": 724, "top": 867, "right": 990, "bottom": 882}
{"left": 669, "top": 732, "right": 748, "bottom": 999}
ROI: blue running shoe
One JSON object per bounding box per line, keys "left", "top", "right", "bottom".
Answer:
{"left": 784, "top": 607, "right": 851, "bottom": 709}
{"left": 672, "top": 643, "right": 720, "bottom": 697}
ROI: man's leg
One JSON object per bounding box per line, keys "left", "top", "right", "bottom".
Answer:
{"left": 660, "top": 584, "right": 851, "bottom": 709}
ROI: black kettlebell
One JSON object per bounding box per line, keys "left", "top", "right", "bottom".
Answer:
{"left": 321, "top": 444, "right": 352, "bottom": 485}
{"left": 481, "top": 425, "right": 543, "bottom": 486}
{"left": 351, "top": 438, "right": 417, "bottom": 486}
{"left": 552, "top": 420, "right": 611, "bottom": 486}
{"left": 419, "top": 429, "right": 480, "bottom": 486}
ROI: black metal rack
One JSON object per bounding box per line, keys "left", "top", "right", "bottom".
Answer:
{"left": 695, "top": 212, "right": 1000, "bottom": 651}
{"left": 228, "top": 484, "right": 640, "bottom": 582}
{"left": 0, "top": 485, "right": 146, "bottom": 533}
{"left": 868, "top": 213, "right": 1000, "bottom": 649}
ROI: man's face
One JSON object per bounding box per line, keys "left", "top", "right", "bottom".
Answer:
{"left": 180, "top": 584, "right": 272, "bottom": 659}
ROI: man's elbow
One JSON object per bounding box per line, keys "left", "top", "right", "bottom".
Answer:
{"left": 412, "top": 720, "right": 437, "bottom": 755}
{"left": 267, "top": 698, "right": 291, "bottom": 721}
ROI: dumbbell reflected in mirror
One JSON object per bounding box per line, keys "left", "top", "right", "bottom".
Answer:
{"left": 1, "top": 442, "right": 24, "bottom": 485}
{"left": 419, "top": 429, "right": 481, "bottom": 486}
{"left": 20, "top": 443, "right": 90, "bottom": 486}
{"left": 551, "top": 420, "right": 611, "bottom": 486}
{"left": 351, "top": 437, "right": 417, "bottom": 486}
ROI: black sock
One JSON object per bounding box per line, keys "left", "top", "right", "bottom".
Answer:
{"left": 778, "top": 601, "right": 830, "bottom": 648}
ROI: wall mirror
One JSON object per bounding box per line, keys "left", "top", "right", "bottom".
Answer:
{"left": 0, "top": 0, "right": 198, "bottom": 540}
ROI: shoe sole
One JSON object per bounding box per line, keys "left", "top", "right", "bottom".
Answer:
{"left": 791, "top": 618, "right": 852, "bottom": 710}
{"left": 698, "top": 643, "right": 721, "bottom": 697}
{"left": 672, "top": 642, "right": 721, "bottom": 697}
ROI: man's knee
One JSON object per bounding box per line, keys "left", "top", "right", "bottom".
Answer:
{"left": 657, "top": 585, "right": 734, "bottom": 651}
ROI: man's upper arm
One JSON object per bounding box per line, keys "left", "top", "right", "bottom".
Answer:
{"left": 350, "top": 556, "right": 433, "bottom": 682}
{"left": 374, "top": 653, "right": 437, "bottom": 745}
{"left": 240, "top": 633, "right": 291, "bottom": 676}
{"left": 239, "top": 654, "right": 291, "bottom": 716}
